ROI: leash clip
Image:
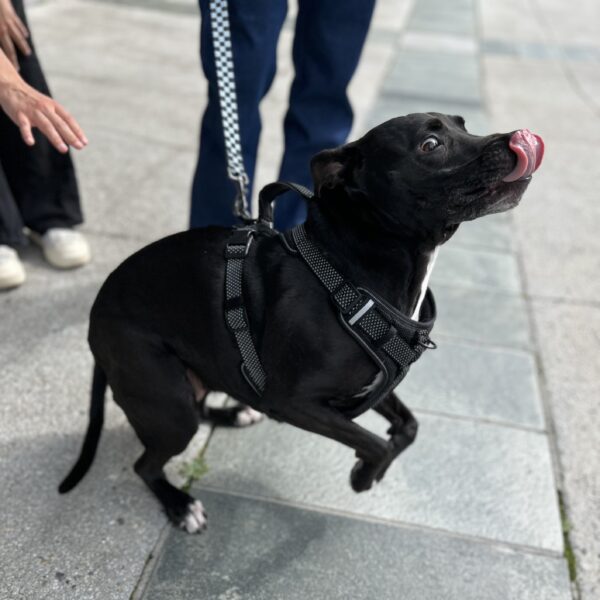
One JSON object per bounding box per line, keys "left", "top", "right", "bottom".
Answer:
{"left": 231, "top": 172, "right": 253, "bottom": 223}
{"left": 416, "top": 331, "right": 437, "bottom": 350}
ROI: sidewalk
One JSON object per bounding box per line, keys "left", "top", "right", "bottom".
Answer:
{"left": 0, "top": 0, "right": 596, "bottom": 598}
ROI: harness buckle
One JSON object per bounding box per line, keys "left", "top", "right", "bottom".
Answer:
{"left": 225, "top": 228, "right": 254, "bottom": 259}
{"left": 416, "top": 331, "right": 437, "bottom": 350}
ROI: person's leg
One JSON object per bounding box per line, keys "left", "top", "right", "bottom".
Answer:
{"left": 0, "top": 0, "right": 83, "bottom": 236}
{"left": 191, "top": 0, "right": 288, "bottom": 228}
{"left": 275, "top": 0, "right": 375, "bottom": 229}
{"left": 0, "top": 163, "right": 27, "bottom": 247}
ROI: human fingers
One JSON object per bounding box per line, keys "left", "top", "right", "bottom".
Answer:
{"left": 8, "top": 20, "right": 31, "bottom": 56}
{"left": 34, "top": 111, "right": 69, "bottom": 153}
{"left": 0, "top": 29, "right": 18, "bottom": 68}
{"left": 46, "top": 108, "right": 85, "bottom": 150}
{"left": 13, "top": 13, "right": 29, "bottom": 40}
{"left": 16, "top": 112, "right": 34, "bottom": 146}
{"left": 54, "top": 104, "right": 88, "bottom": 146}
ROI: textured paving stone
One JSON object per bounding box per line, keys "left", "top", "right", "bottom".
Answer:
{"left": 0, "top": 323, "right": 164, "bottom": 600}
{"left": 433, "top": 285, "right": 531, "bottom": 349}
{"left": 200, "top": 413, "right": 562, "bottom": 551}
{"left": 530, "top": 302, "right": 600, "bottom": 599}
{"left": 450, "top": 213, "right": 513, "bottom": 251}
{"left": 407, "top": 0, "right": 476, "bottom": 37}
{"left": 401, "top": 341, "right": 544, "bottom": 429}
{"left": 433, "top": 244, "right": 521, "bottom": 293}
{"left": 384, "top": 49, "right": 481, "bottom": 105}
{"left": 141, "top": 490, "right": 571, "bottom": 600}
{"left": 0, "top": 318, "right": 212, "bottom": 600}
{"left": 0, "top": 230, "right": 145, "bottom": 367}
{"left": 402, "top": 30, "right": 478, "bottom": 55}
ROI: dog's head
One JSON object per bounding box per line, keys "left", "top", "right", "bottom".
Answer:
{"left": 310, "top": 112, "right": 544, "bottom": 245}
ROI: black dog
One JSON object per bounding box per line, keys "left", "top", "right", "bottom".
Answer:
{"left": 59, "top": 113, "right": 544, "bottom": 533}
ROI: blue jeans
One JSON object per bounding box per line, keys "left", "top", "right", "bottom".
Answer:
{"left": 191, "top": 0, "right": 375, "bottom": 230}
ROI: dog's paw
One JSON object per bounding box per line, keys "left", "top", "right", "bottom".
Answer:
{"left": 235, "top": 406, "right": 264, "bottom": 427}
{"left": 179, "top": 500, "right": 207, "bottom": 534}
{"left": 350, "top": 460, "right": 375, "bottom": 493}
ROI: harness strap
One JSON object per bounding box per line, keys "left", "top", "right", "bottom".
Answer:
{"left": 223, "top": 181, "right": 436, "bottom": 417}
{"left": 290, "top": 223, "right": 436, "bottom": 416}
{"left": 258, "top": 181, "right": 314, "bottom": 226}
{"left": 224, "top": 227, "right": 266, "bottom": 394}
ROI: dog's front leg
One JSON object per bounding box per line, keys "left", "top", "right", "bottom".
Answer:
{"left": 274, "top": 401, "right": 391, "bottom": 493}
{"left": 369, "top": 392, "right": 419, "bottom": 482}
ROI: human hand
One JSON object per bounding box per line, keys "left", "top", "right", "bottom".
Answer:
{"left": 0, "top": 50, "right": 87, "bottom": 152}
{"left": 0, "top": 80, "right": 88, "bottom": 152}
{"left": 0, "top": 0, "right": 30, "bottom": 69}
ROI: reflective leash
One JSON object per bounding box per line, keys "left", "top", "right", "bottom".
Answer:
{"left": 209, "top": 0, "right": 252, "bottom": 222}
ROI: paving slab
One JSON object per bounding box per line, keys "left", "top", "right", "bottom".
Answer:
{"left": 433, "top": 285, "right": 531, "bottom": 349}
{"left": 0, "top": 319, "right": 211, "bottom": 600}
{"left": 0, "top": 229, "right": 146, "bottom": 367}
{"left": 384, "top": 49, "right": 481, "bottom": 105}
{"left": 0, "top": 324, "right": 161, "bottom": 600}
{"left": 432, "top": 244, "right": 521, "bottom": 293}
{"left": 480, "top": 1, "right": 600, "bottom": 596}
{"left": 480, "top": 0, "right": 600, "bottom": 48}
{"left": 200, "top": 412, "right": 562, "bottom": 551}
{"left": 529, "top": 301, "right": 600, "bottom": 599}
{"left": 141, "top": 490, "right": 571, "bottom": 600}
{"left": 401, "top": 341, "right": 544, "bottom": 429}
{"left": 450, "top": 213, "right": 513, "bottom": 251}
{"left": 80, "top": 146, "right": 194, "bottom": 243}
{"left": 407, "top": 0, "right": 476, "bottom": 37}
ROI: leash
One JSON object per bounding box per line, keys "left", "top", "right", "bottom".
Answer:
{"left": 209, "top": 0, "right": 252, "bottom": 222}
{"left": 224, "top": 182, "right": 437, "bottom": 414}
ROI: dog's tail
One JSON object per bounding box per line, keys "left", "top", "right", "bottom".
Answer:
{"left": 58, "top": 363, "right": 107, "bottom": 494}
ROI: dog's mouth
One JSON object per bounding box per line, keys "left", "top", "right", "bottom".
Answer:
{"left": 503, "top": 129, "right": 544, "bottom": 182}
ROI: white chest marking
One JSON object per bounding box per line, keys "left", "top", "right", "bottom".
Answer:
{"left": 411, "top": 247, "right": 439, "bottom": 321}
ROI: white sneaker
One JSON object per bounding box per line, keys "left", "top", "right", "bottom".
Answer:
{"left": 29, "top": 228, "right": 91, "bottom": 269}
{"left": 0, "top": 245, "right": 26, "bottom": 290}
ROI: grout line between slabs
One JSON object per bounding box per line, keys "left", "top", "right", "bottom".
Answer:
{"left": 191, "top": 486, "right": 566, "bottom": 560}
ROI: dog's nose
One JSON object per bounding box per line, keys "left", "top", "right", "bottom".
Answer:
{"left": 503, "top": 129, "right": 545, "bottom": 182}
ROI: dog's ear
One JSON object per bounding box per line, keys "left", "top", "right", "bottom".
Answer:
{"left": 310, "top": 144, "right": 362, "bottom": 198}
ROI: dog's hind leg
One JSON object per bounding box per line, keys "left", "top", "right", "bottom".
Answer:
{"left": 134, "top": 447, "right": 206, "bottom": 533}
{"left": 109, "top": 341, "right": 207, "bottom": 533}
{"left": 274, "top": 401, "right": 393, "bottom": 493}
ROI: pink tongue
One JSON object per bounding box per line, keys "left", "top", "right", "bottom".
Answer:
{"left": 503, "top": 129, "right": 545, "bottom": 182}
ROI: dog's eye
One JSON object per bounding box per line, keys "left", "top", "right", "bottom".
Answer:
{"left": 420, "top": 136, "right": 440, "bottom": 152}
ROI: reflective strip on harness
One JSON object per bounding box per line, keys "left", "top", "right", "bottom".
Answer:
{"left": 224, "top": 228, "right": 266, "bottom": 394}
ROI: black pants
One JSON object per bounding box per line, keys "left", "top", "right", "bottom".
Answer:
{"left": 0, "top": 0, "right": 82, "bottom": 247}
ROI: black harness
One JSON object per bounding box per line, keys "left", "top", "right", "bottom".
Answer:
{"left": 224, "top": 182, "right": 437, "bottom": 418}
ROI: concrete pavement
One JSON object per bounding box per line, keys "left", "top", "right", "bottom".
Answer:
{"left": 1, "top": 0, "right": 597, "bottom": 598}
